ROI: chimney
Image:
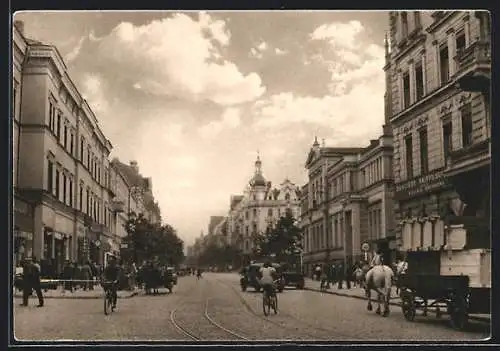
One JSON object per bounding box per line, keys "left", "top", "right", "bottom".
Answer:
{"left": 14, "top": 20, "right": 24, "bottom": 35}
{"left": 129, "top": 160, "right": 138, "bottom": 173}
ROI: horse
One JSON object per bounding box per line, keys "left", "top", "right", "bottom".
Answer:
{"left": 365, "top": 265, "right": 394, "bottom": 317}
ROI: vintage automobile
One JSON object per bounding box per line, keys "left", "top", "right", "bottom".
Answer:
{"left": 281, "top": 268, "right": 305, "bottom": 289}
{"left": 166, "top": 267, "right": 178, "bottom": 285}
{"left": 240, "top": 262, "right": 285, "bottom": 293}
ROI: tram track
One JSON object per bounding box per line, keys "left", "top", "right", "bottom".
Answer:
{"left": 216, "top": 277, "right": 353, "bottom": 340}
{"left": 169, "top": 279, "right": 250, "bottom": 341}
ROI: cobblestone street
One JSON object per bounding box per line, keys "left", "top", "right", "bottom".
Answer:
{"left": 13, "top": 274, "right": 489, "bottom": 342}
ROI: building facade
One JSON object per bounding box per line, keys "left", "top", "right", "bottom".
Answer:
{"left": 300, "top": 133, "right": 396, "bottom": 277}
{"left": 12, "top": 21, "right": 163, "bottom": 275}
{"left": 386, "top": 11, "right": 491, "bottom": 255}
{"left": 227, "top": 155, "right": 301, "bottom": 265}
{"left": 12, "top": 22, "right": 34, "bottom": 267}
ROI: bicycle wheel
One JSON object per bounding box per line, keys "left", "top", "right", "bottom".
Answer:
{"left": 263, "top": 294, "right": 270, "bottom": 316}
{"left": 104, "top": 292, "right": 110, "bottom": 315}
{"left": 272, "top": 295, "right": 278, "bottom": 314}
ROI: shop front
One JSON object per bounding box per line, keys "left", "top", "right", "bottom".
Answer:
{"left": 394, "top": 168, "right": 456, "bottom": 251}
{"left": 42, "top": 228, "right": 71, "bottom": 278}
{"left": 13, "top": 197, "right": 34, "bottom": 267}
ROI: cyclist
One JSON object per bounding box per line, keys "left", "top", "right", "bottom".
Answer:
{"left": 258, "top": 260, "right": 278, "bottom": 299}
{"left": 102, "top": 255, "right": 120, "bottom": 310}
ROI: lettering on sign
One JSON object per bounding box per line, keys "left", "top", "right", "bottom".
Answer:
{"left": 395, "top": 170, "right": 451, "bottom": 200}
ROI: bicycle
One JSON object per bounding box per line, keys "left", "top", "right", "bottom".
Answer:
{"left": 102, "top": 280, "right": 118, "bottom": 315}
{"left": 262, "top": 281, "right": 278, "bottom": 316}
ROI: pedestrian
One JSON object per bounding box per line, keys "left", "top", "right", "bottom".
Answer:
{"left": 82, "top": 261, "right": 92, "bottom": 291}
{"left": 314, "top": 265, "right": 321, "bottom": 281}
{"left": 337, "top": 262, "right": 351, "bottom": 289}
{"left": 20, "top": 257, "right": 44, "bottom": 307}
{"left": 62, "top": 260, "right": 74, "bottom": 292}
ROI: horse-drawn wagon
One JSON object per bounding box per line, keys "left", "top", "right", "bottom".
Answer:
{"left": 398, "top": 221, "right": 491, "bottom": 330}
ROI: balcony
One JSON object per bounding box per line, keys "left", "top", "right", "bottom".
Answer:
{"left": 454, "top": 40, "right": 491, "bottom": 93}
{"left": 111, "top": 199, "right": 125, "bottom": 213}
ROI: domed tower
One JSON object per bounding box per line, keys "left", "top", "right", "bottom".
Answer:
{"left": 249, "top": 152, "right": 267, "bottom": 201}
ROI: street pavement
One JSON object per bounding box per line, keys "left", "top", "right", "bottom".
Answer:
{"left": 13, "top": 273, "right": 490, "bottom": 342}
{"left": 303, "top": 277, "right": 491, "bottom": 323}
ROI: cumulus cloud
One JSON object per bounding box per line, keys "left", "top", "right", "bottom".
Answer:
{"left": 310, "top": 20, "right": 364, "bottom": 50}
{"left": 250, "top": 41, "right": 271, "bottom": 59}
{"left": 198, "top": 107, "right": 241, "bottom": 139}
{"left": 275, "top": 47, "right": 288, "bottom": 55}
{"left": 252, "top": 20, "right": 385, "bottom": 146}
{"left": 65, "top": 36, "right": 86, "bottom": 63}
{"left": 92, "top": 13, "right": 265, "bottom": 105}
{"left": 80, "top": 74, "right": 109, "bottom": 113}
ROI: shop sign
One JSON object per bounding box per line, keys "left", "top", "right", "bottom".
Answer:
{"left": 395, "top": 170, "right": 452, "bottom": 201}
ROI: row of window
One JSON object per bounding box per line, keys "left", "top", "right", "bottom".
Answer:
{"left": 47, "top": 158, "right": 114, "bottom": 231}
{"left": 303, "top": 214, "right": 346, "bottom": 254}
{"left": 403, "top": 103, "right": 473, "bottom": 179}
{"left": 367, "top": 204, "right": 383, "bottom": 242}
{"left": 243, "top": 207, "right": 293, "bottom": 220}
{"left": 47, "top": 159, "right": 74, "bottom": 208}
{"left": 48, "top": 98, "right": 110, "bottom": 190}
{"left": 401, "top": 29, "right": 467, "bottom": 111}
{"left": 361, "top": 157, "right": 385, "bottom": 188}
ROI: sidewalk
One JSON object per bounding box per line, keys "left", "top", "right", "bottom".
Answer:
{"left": 13, "top": 286, "right": 139, "bottom": 300}
{"left": 303, "top": 278, "right": 490, "bottom": 323}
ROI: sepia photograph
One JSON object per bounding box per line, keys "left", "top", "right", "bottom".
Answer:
{"left": 11, "top": 10, "right": 491, "bottom": 343}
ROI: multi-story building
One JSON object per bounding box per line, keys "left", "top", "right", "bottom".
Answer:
{"left": 211, "top": 216, "right": 229, "bottom": 248}
{"left": 12, "top": 21, "right": 34, "bottom": 267}
{"left": 300, "top": 132, "right": 395, "bottom": 277}
{"left": 228, "top": 155, "right": 301, "bottom": 265}
{"left": 111, "top": 159, "right": 162, "bottom": 225}
{"left": 386, "top": 11, "right": 490, "bottom": 257}
{"left": 12, "top": 21, "right": 164, "bottom": 274}
{"left": 14, "top": 23, "right": 114, "bottom": 274}
{"left": 227, "top": 195, "right": 244, "bottom": 247}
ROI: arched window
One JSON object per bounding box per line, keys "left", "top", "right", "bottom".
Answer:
{"left": 285, "top": 193, "right": 291, "bottom": 201}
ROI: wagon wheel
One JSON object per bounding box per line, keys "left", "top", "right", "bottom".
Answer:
{"left": 448, "top": 294, "right": 469, "bottom": 330}
{"left": 401, "top": 293, "right": 416, "bottom": 322}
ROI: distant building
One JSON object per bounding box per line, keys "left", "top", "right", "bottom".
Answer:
{"left": 300, "top": 133, "right": 395, "bottom": 277}
{"left": 227, "top": 154, "right": 301, "bottom": 265}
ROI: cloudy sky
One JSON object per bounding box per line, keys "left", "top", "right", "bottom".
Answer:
{"left": 15, "top": 11, "right": 389, "bottom": 246}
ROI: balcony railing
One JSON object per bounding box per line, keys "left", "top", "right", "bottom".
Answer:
{"left": 454, "top": 40, "right": 491, "bottom": 86}
{"left": 111, "top": 199, "right": 125, "bottom": 213}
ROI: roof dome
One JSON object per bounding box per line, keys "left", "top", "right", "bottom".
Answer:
{"left": 250, "top": 173, "right": 267, "bottom": 187}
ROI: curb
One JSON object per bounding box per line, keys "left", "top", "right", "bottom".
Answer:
{"left": 304, "top": 287, "right": 490, "bottom": 323}
{"left": 13, "top": 291, "right": 139, "bottom": 300}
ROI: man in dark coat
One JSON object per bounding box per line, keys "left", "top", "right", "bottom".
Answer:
{"left": 20, "top": 258, "right": 44, "bottom": 307}
{"left": 337, "top": 261, "right": 351, "bottom": 290}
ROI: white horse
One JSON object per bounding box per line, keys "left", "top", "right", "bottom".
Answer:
{"left": 365, "top": 265, "right": 394, "bottom": 317}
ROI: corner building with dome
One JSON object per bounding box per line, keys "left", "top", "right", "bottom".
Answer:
{"left": 227, "top": 155, "right": 302, "bottom": 266}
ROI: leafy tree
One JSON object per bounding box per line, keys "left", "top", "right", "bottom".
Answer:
{"left": 123, "top": 212, "right": 184, "bottom": 266}
{"left": 253, "top": 210, "right": 303, "bottom": 263}
{"left": 197, "top": 242, "right": 240, "bottom": 269}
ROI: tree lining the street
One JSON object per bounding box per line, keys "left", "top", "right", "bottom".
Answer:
{"left": 123, "top": 212, "right": 185, "bottom": 266}
{"left": 197, "top": 241, "right": 240, "bottom": 268}
{"left": 252, "top": 210, "right": 303, "bottom": 263}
